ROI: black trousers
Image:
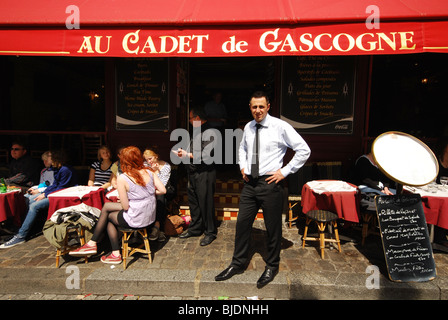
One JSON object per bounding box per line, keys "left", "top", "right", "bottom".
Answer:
{"left": 187, "top": 169, "right": 217, "bottom": 236}
{"left": 231, "top": 176, "right": 284, "bottom": 269}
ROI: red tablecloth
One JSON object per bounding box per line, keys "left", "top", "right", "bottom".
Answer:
{"left": 420, "top": 195, "right": 448, "bottom": 230}
{"left": 0, "top": 190, "right": 26, "bottom": 226}
{"left": 105, "top": 189, "right": 119, "bottom": 203}
{"left": 47, "top": 187, "right": 105, "bottom": 219}
{"left": 301, "top": 180, "right": 360, "bottom": 223}
{"left": 403, "top": 186, "right": 448, "bottom": 230}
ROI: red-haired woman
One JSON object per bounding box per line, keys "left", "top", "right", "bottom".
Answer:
{"left": 70, "top": 146, "right": 166, "bottom": 264}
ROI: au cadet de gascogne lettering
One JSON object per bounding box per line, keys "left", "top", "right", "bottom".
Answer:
{"left": 77, "top": 28, "right": 417, "bottom": 55}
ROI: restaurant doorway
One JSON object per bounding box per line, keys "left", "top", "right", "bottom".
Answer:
{"left": 188, "top": 57, "right": 276, "bottom": 174}
{"left": 189, "top": 57, "right": 276, "bottom": 129}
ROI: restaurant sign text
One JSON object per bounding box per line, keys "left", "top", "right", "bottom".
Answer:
{"left": 1, "top": 20, "right": 444, "bottom": 57}
{"left": 77, "top": 28, "right": 416, "bottom": 56}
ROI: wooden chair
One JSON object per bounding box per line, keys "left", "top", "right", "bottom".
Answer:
{"left": 56, "top": 225, "right": 88, "bottom": 268}
{"left": 302, "top": 210, "right": 341, "bottom": 259}
{"left": 287, "top": 195, "right": 301, "bottom": 228}
{"left": 286, "top": 163, "right": 313, "bottom": 228}
{"left": 119, "top": 226, "right": 152, "bottom": 270}
{"left": 359, "top": 193, "right": 380, "bottom": 246}
{"left": 361, "top": 210, "right": 380, "bottom": 246}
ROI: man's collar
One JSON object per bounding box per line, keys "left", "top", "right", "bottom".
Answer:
{"left": 252, "top": 114, "right": 270, "bottom": 128}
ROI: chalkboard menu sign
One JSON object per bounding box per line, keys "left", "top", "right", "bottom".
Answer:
{"left": 281, "top": 56, "right": 355, "bottom": 134}
{"left": 115, "top": 58, "right": 169, "bottom": 131}
{"left": 375, "top": 194, "right": 436, "bottom": 282}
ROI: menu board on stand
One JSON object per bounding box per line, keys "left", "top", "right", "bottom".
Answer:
{"left": 115, "top": 58, "right": 169, "bottom": 131}
{"left": 375, "top": 194, "right": 436, "bottom": 282}
{"left": 372, "top": 131, "right": 439, "bottom": 282}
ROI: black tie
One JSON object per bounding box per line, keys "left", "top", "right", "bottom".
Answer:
{"left": 251, "top": 123, "right": 262, "bottom": 178}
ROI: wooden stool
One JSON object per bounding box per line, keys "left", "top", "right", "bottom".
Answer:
{"left": 288, "top": 195, "right": 301, "bottom": 228}
{"left": 302, "top": 210, "right": 342, "bottom": 259}
{"left": 119, "top": 226, "right": 152, "bottom": 270}
{"left": 361, "top": 210, "right": 380, "bottom": 246}
{"left": 56, "top": 225, "right": 88, "bottom": 268}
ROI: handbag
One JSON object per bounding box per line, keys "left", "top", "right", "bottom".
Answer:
{"left": 164, "top": 214, "right": 185, "bottom": 236}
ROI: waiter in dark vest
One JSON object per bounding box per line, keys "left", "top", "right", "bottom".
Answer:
{"left": 175, "top": 106, "right": 217, "bottom": 246}
{"left": 215, "top": 91, "right": 311, "bottom": 288}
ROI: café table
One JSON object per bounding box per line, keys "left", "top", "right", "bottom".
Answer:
{"left": 0, "top": 188, "right": 26, "bottom": 227}
{"left": 47, "top": 186, "right": 105, "bottom": 219}
{"left": 301, "top": 180, "right": 361, "bottom": 223}
{"left": 105, "top": 189, "right": 119, "bottom": 202}
{"left": 404, "top": 184, "right": 448, "bottom": 252}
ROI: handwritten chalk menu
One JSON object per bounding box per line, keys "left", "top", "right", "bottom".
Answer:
{"left": 115, "top": 58, "right": 169, "bottom": 131}
{"left": 281, "top": 56, "right": 355, "bottom": 134}
{"left": 375, "top": 194, "right": 436, "bottom": 282}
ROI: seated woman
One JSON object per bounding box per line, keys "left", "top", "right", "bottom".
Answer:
{"left": 143, "top": 147, "right": 171, "bottom": 186}
{"left": 69, "top": 146, "right": 166, "bottom": 264}
{"left": 88, "top": 146, "right": 113, "bottom": 190}
{"left": 143, "top": 147, "right": 171, "bottom": 241}
{"left": 1, "top": 150, "right": 77, "bottom": 248}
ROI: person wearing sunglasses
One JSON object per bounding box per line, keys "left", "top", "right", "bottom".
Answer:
{"left": 5, "top": 141, "right": 40, "bottom": 192}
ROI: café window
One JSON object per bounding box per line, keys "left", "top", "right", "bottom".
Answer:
{"left": 368, "top": 53, "right": 448, "bottom": 139}
{"left": 0, "top": 56, "right": 105, "bottom": 132}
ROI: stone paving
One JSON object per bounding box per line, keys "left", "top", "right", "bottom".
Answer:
{"left": 1, "top": 216, "right": 448, "bottom": 300}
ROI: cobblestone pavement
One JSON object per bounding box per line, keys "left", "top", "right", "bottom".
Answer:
{"left": 1, "top": 218, "right": 448, "bottom": 300}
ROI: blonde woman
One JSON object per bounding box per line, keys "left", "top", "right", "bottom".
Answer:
{"left": 88, "top": 146, "right": 113, "bottom": 189}
{"left": 143, "top": 147, "right": 172, "bottom": 241}
{"left": 143, "top": 147, "right": 171, "bottom": 186}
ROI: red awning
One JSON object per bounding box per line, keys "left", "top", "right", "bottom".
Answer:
{"left": 0, "top": 0, "right": 447, "bottom": 57}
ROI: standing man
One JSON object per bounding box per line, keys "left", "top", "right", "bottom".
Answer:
{"left": 174, "top": 107, "right": 217, "bottom": 246}
{"left": 215, "top": 91, "right": 310, "bottom": 288}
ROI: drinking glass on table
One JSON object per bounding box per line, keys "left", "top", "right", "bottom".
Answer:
{"left": 440, "top": 176, "right": 448, "bottom": 189}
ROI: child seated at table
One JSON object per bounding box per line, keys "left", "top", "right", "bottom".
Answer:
{"left": 25, "top": 151, "right": 54, "bottom": 203}
{"left": 0, "top": 150, "right": 77, "bottom": 249}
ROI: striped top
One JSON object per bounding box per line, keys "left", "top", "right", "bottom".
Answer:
{"left": 144, "top": 161, "right": 171, "bottom": 186}
{"left": 90, "top": 161, "right": 113, "bottom": 186}
{"left": 158, "top": 163, "right": 171, "bottom": 186}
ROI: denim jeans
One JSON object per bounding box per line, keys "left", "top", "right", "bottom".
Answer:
{"left": 18, "top": 197, "right": 49, "bottom": 238}
{"left": 24, "top": 192, "right": 41, "bottom": 211}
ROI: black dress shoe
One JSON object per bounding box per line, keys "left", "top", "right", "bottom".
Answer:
{"left": 179, "top": 231, "right": 200, "bottom": 239}
{"left": 200, "top": 234, "right": 216, "bottom": 246}
{"left": 215, "top": 266, "right": 244, "bottom": 281}
{"left": 257, "top": 267, "right": 279, "bottom": 288}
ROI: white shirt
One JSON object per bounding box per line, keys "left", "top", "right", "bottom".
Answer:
{"left": 239, "top": 114, "right": 311, "bottom": 177}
